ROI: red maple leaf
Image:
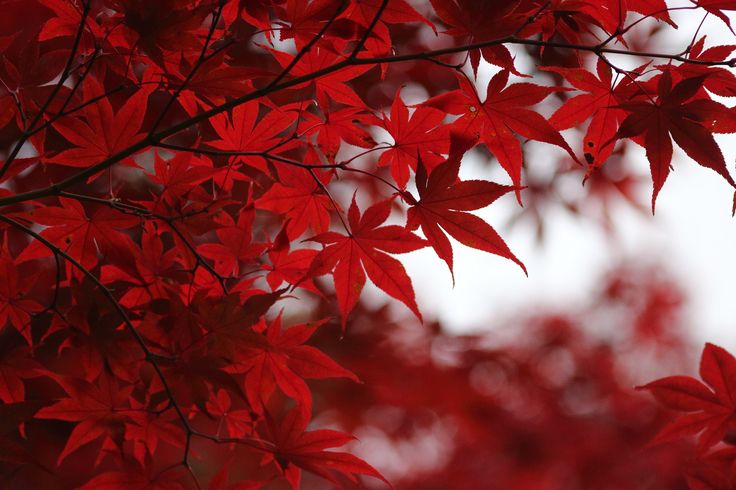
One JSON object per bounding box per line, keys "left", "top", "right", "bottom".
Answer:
{"left": 231, "top": 315, "right": 358, "bottom": 413}
{"left": 17, "top": 197, "right": 138, "bottom": 269}
{"left": 617, "top": 71, "right": 736, "bottom": 211}
{"left": 272, "top": 0, "right": 345, "bottom": 49}
{"left": 104, "top": 0, "right": 217, "bottom": 69}
{"left": 100, "top": 222, "right": 181, "bottom": 308}
{"left": 264, "top": 225, "right": 320, "bottom": 294}
{"left": 0, "top": 249, "right": 42, "bottom": 343}
{"left": 638, "top": 343, "right": 736, "bottom": 452}
{"left": 171, "top": 52, "right": 257, "bottom": 111}
{"left": 269, "top": 47, "right": 373, "bottom": 109}
{"left": 256, "top": 165, "right": 333, "bottom": 240}
{"left": 680, "top": 39, "right": 736, "bottom": 97}
{"left": 34, "top": 374, "right": 134, "bottom": 465}
{"left": 601, "top": 0, "right": 675, "bottom": 27}
{"left": 0, "top": 347, "right": 41, "bottom": 403}
{"left": 37, "top": 0, "right": 103, "bottom": 41}
{"left": 302, "top": 107, "right": 376, "bottom": 162}
{"left": 1, "top": 2, "right": 735, "bottom": 487}
{"left": 308, "top": 196, "right": 427, "bottom": 327}
{"left": 425, "top": 70, "right": 577, "bottom": 201}
{"left": 77, "top": 466, "right": 190, "bottom": 490}
{"left": 545, "top": 58, "right": 624, "bottom": 168}
{"left": 196, "top": 207, "right": 266, "bottom": 277}
{"left": 208, "top": 100, "right": 299, "bottom": 175}
{"left": 378, "top": 91, "right": 449, "bottom": 188}
{"left": 402, "top": 135, "right": 525, "bottom": 278}
{"left": 194, "top": 292, "right": 285, "bottom": 361}
{"left": 124, "top": 398, "right": 184, "bottom": 467}
{"left": 146, "top": 151, "right": 214, "bottom": 208}
{"left": 522, "top": 0, "right": 619, "bottom": 44}
{"left": 203, "top": 388, "right": 254, "bottom": 438}
{"left": 695, "top": 0, "right": 736, "bottom": 31}
{"left": 49, "top": 79, "right": 149, "bottom": 171}
{"left": 342, "top": 0, "right": 436, "bottom": 57}
{"left": 429, "top": 0, "right": 530, "bottom": 74}
{"left": 345, "top": 0, "right": 434, "bottom": 30}
{"left": 262, "top": 407, "right": 389, "bottom": 489}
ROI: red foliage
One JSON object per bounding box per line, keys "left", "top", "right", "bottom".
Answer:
{"left": 0, "top": 1, "right": 735, "bottom": 488}
{"left": 309, "top": 264, "right": 694, "bottom": 489}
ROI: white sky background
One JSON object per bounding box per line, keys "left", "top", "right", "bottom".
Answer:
{"left": 395, "top": 7, "right": 736, "bottom": 347}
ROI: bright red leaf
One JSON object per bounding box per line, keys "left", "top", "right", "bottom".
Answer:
{"left": 639, "top": 343, "right": 736, "bottom": 451}
{"left": 49, "top": 79, "right": 149, "bottom": 171}
{"left": 309, "top": 197, "right": 427, "bottom": 327}
{"left": 617, "top": 71, "right": 736, "bottom": 211}
{"left": 263, "top": 407, "right": 389, "bottom": 489}
{"left": 403, "top": 135, "right": 525, "bottom": 278}
{"left": 425, "top": 70, "right": 577, "bottom": 201}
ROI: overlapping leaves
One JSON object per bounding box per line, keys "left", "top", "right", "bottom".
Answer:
{"left": 0, "top": 1, "right": 735, "bottom": 489}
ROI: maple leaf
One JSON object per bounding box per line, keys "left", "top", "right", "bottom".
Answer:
{"left": 208, "top": 101, "right": 299, "bottom": 175}
{"left": 210, "top": 457, "right": 268, "bottom": 490}
{"left": 0, "top": 32, "right": 17, "bottom": 54}
{"left": 523, "top": 0, "right": 619, "bottom": 44}
{"left": 274, "top": 0, "right": 351, "bottom": 50}
{"left": 256, "top": 165, "right": 333, "bottom": 240}
{"left": 49, "top": 78, "right": 149, "bottom": 171}
{"left": 17, "top": 197, "right": 139, "bottom": 269}
{"left": 343, "top": 0, "right": 437, "bottom": 40}
{"left": 269, "top": 47, "right": 374, "bottom": 110}
{"left": 100, "top": 222, "right": 182, "bottom": 308}
{"left": 52, "top": 287, "right": 143, "bottom": 383}
{"left": 264, "top": 225, "right": 320, "bottom": 294}
{"left": 204, "top": 388, "right": 253, "bottom": 438}
{"left": 425, "top": 70, "right": 577, "bottom": 201}
{"left": 695, "top": 0, "right": 736, "bottom": 31}
{"left": 262, "top": 407, "right": 389, "bottom": 489}
{"left": 341, "top": 0, "right": 436, "bottom": 57}
{"left": 37, "top": 0, "right": 104, "bottom": 41}
{"left": 196, "top": 206, "right": 266, "bottom": 277}
{"left": 77, "top": 466, "right": 190, "bottom": 490}
{"left": 34, "top": 374, "right": 134, "bottom": 465}
{"left": 402, "top": 135, "right": 525, "bottom": 278}
{"left": 544, "top": 58, "right": 624, "bottom": 168}
{"left": 429, "top": 0, "right": 534, "bottom": 74}
{"left": 231, "top": 315, "right": 358, "bottom": 413}
{"left": 104, "top": 0, "right": 217, "bottom": 69}
{"left": 162, "top": 350, "right": 246, "bottom": 411}
{"left": 1, "top": 1, "right": 734, "bottom": 487}
{"left": 308, "top": 196, "right": 427, "bottom": 327}
{"left": 0, "top": 248, "right": 42, "bottom": 343}
{"left": 344, "top": 0, "right": 434, "bottom": 30}
{"left": 378, "top": 91, "right": 449, "bottom": 188}
{"left": 638, "top": 343, "right": 736, "bottom": 452}
{"left": 0, "top": 347, "right": 41, "bottom": 403}
{"left": 680, "top": 39, "right": 736, "bottom": 97}
{"left": 0, "top": 92, "right": 17, "bottom": 132}
{"left": 302, "top": 107, "right": 376, "bottom": 162}
{"left": 685, "top": 448, "right": 736, "bottom": 490}
{"left": 124, "top": 399, "right": 184, "bottom": 467}
{"left": 0, "top": 29, "right": 69, "bottom": 123}
{"left": 601, "top": 0, "right": 675, "bottom": 28}
{"left": 146, "top": 151, "right": 214, "bottom": 208}
{"left": 171, "top": 52, "right": 257, "bottom": 112}
{"left": 195, "top": 291, "right": 285, "bottom": 360}
{"left": 616, "top": 71, "right": 736, "bottom": 211}
{"left": 228, "top": 0, "right": 274, "bottom": 33}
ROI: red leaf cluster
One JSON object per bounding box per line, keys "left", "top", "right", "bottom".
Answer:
{"left": 0, "top": 1, "right": 734, "bottom": 488}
